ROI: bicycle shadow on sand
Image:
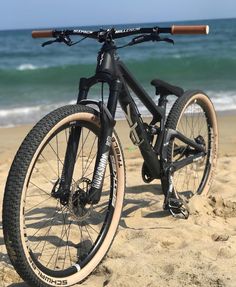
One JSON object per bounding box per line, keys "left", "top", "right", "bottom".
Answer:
{"left": 7, "top": 284, "right": 28, "bottom": 287}
{"left": 121, "top": 183, "right": 170, "bottom": 223}
{"left": 1, "top": 183, "right": 168, "bottom": 287}
{"left": 0, "top": 183, "right": 168, "bottom": 249}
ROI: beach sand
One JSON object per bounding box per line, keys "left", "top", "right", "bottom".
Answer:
{"left": 0, "top": 112, "right": 236, "bottom": 287}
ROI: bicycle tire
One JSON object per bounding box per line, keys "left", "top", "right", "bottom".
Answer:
{"left": 165, "top": 91, "right": 218, "bottom": 198}
{"left": 3, "top": 104, "right": 125, "bottom": 287}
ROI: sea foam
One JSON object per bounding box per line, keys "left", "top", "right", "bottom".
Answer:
{"left": 16, "top": 63, "right": 50, "bottom": 71}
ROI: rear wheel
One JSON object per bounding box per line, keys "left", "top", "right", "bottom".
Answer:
{"left": 166, "top": 91, "right": 218, "bottom": 199}
{"left": 3, "top": 105, "right": 125, "bottom": 287}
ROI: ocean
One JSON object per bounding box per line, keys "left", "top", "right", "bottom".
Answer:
{"left": 0, "top": 18, "right": 236, "bottom": 127}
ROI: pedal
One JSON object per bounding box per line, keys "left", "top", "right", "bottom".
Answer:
{"left": 166, "top": 198, "right": 189, "bottom": 219}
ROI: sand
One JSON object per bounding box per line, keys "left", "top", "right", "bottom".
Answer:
{"left": 0, "top": 112, "right": 236, "bottom": 287}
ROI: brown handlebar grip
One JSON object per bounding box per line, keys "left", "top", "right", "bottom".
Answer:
{"left": 32, "top": 30, "right": 54, "bottom": 38}
{"left": 171, "top": 25, "right": 209, "bottom": 35}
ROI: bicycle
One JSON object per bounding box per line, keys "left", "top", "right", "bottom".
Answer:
{"left": 3, "top": 24, "right": 218, "bottom": 287}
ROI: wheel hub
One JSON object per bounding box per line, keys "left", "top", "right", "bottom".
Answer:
{"left": 69, "top": 177, "right": 93, "bottom": 221}
{"left": 195, "top": 135, "right": 206, "bottom": 147}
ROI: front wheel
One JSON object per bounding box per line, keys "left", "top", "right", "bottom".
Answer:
{"left": 166, "top": 91, "right": 218, "bottom": 199}
{"left": 3, "top": 105, "right": 125, "bottom": 287}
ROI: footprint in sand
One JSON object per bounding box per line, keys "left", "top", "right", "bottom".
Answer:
{"left": 217, "top": 245, "right": 236, "bottom": 259}
{"left": 208, "top": 196, "right": 236, "bottom": 218}
{"left": 212, "top": 233, "right": 229, "bottom": 242}
{"left": 162, "top": 264, "right": 175, "bottom": 275}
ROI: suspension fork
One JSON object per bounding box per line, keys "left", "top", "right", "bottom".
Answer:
{"left": 57, "top": 76, "right": 122, "bottom": 205}
{"left": 87, "top": 79, "right": 122, "bottom": 204}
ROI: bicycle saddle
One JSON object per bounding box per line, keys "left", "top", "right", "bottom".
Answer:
{"left": 151, "top": 79, "right": 184, "bottom": 97}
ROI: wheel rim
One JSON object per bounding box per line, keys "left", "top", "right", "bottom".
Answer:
{"left": 23, "top": 120, "right": 115, "bottom": 276}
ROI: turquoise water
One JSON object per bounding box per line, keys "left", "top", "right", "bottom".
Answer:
{"left": 0, "top": 18, "right": 236, "bottom": 126}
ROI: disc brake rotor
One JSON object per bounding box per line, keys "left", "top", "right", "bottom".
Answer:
{"left": 68, "top": 177, "right": 93, "bottom": 222}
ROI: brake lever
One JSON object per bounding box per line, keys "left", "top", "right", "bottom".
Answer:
{"left": 42, "top": 38, "right": 61, "bottom": 47}
{"left": 42, "top": 35, "right": 74, "bottom": 47}
{"left": 152, "top": 34, "right": 174, "bottom": 45}
{"left": 128, "top": 34, "right": 152, "bottom": 46}
{"left": 127, "top": 34, "right": 174, "bottom": 47}
{"left": 161, "top": 37, "right": 175, "bottom": 45}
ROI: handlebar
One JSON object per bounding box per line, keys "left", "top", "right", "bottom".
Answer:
{"left": 32, "top": 25, "right": 209, "bottom": 39}
{"left": 32, "top": 25, "right": 209, "bottom": 48}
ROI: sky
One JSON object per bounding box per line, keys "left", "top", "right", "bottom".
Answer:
{"left": 1, "top": 0, "right": 236, "bottom": 30}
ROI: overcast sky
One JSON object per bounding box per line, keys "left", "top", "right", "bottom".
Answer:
{"left": 1, "top": 0, "right": 236, "bottom": 30}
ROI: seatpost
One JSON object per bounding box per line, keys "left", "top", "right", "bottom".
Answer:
{"left": 158, "top": 95, "right": 168, "bottom": 130}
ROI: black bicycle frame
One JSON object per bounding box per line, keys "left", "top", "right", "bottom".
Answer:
{"left": 60, "top": 41, "right": 205, "bottom": 204}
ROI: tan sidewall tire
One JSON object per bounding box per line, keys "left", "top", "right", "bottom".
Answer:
{"left": 167, "top": 92, "right": 218, "bottom": 196}
{"left": 19, "top": 111, "right": 125, "bottom": 286}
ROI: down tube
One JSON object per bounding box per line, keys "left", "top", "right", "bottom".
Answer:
{"left": 118, "top": 81, "right": 161, "bottom": 179}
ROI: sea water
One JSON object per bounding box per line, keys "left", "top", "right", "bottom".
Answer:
{"left": 0, "top": 18, "right": 235, "bottom": 127}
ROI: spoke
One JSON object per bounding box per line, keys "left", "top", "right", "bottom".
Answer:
{"left": 197, "top": 108, "right": 200, "bottom": 136}
{"left": 36, "top": 204, "right": 65, "bottom": 257}
{"left": 47, "top": 141, "right": 77, "bottom": 185}
{"left": 93, "top": 203, "right": 108, "bottom": 212}
{"left": 82, "top": 135, "right": 97, "bottom": 177}
{"left": 38, "top": 221, "right": 55, "bottom": 259}
{"left": 25, "top": 196, "right": 52, "bottom": 214}
{"left": 84, "top": 224, "right": 94, "bottom": 245}
{"left": 65, "top": 128, "right": 68, "bottom": 144}
{"left": 40, "top": 153, "right": 58, "bottom": 178}
{"left": 82, "top": 152, "right": 97, "bottom": 178}
{"left": 32, "top": 165, "right": 55, "bottom": 185}
{"left": 29, "top": 203, "right": 66, "bottom": 239}
{"left": 75, "top": 128, "right": 90, "bottom": 165}
{"left": 54, "top": 209, "right": 68, "bottom": 270}
{"left": 63, "top": 220, "right": 73, "bottom": 269}
{"left": 198, "top": 116, "right": 208, "bottom": 136}
{"left": 78, "top": 222, "right": 85, "bottom": 259}
{"left": 31, "top": 202, "right": 61, "bottom": 252}
{"left": 29, "top": 181, "right": 51, "bottom": 197}
{"left": 48, "top": 142, "right": 65, "bottom": 171}
{"left": 179, "top": 119, "right": 186, "bottom": 136}
{"left": 185, "top": 113, "right": 194, "bottom": 137}
{"left": 83, "top": 221, "right": 100, "bottom": 235}
{"left": 56, "top": 135, "right": 60, "bottom": 178}
{"left": 46, "top": 212, "right": 72, "bottom": 268}
{"left": 191, "top": 106, "right": 194, "bottom": 139}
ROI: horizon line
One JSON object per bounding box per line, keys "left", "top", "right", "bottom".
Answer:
{"left": 0, "top": 16, "right": 235, "bottom": 32}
